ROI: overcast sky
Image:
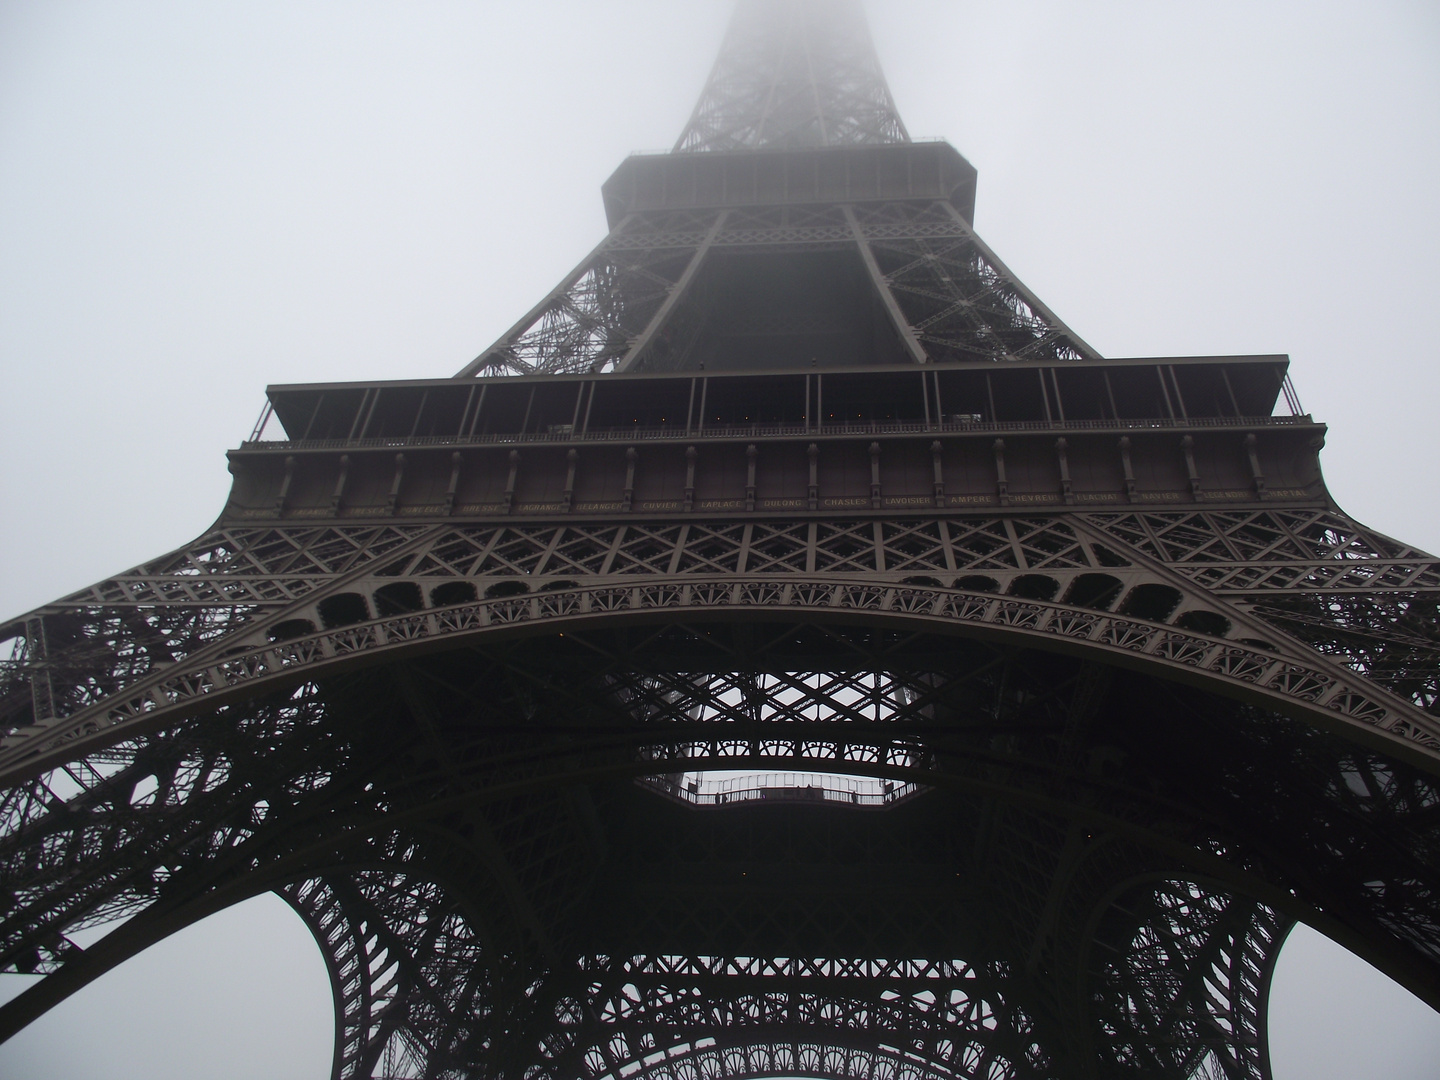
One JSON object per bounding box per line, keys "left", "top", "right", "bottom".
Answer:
{"left": 1, "top": 2, "right": 1438, "bottom": 1077}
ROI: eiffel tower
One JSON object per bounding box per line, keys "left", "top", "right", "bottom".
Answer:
{"left": 3, "top": 2, "right": 1438, "bottom": 1077}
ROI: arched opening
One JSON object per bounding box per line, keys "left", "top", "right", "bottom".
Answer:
{"left": 1118, "top": 583, "right": 1183, "bottom": 622}
{"left": 1008, "top": 574, "right": 1059, "bottom": 601}
{"left": 430, "top": 581, "right": 479, "bottom": 608}
{"left": 373, "top": 581, "right": 424, "bottom": 617}
{"left": 484, "top": 580, "right": 529, "bottom": 599}
{"left": 1175, "top": 610, "right": 1232, "bottom": 637}
{"left": 954, "top": 574, "right": 999, "bottom": 593}
{"left": 267, "top": 619, "right": 316, "bottom": 643}
{"left": 317, "top": 593, "right": 370, "bottom": 629}
{"left": 1064, "top": 573, "right": 1124, "bottom": 610}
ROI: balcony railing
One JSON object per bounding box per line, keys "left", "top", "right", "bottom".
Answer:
{"left": 639, "top": 770, "right": 925, "bottom": 809}
{"left": 242, "top": 413, "right": 1315, "bottom": 453}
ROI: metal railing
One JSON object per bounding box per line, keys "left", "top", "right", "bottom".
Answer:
{"left": 241, "top": 413, "right": 1315, "bottom": 453}
{"left": 639, "top": 771, "right": 925, "bottom": 809}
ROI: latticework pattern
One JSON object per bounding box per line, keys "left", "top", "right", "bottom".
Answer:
{"left": 674, "top": 0, "right": 909, "bottom": 153}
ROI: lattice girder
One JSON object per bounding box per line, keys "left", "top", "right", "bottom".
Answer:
{"left": 3, "top": 621, "right": 1436, "bottom": 1076}
{"left": 4, "top": 536, "right": 1436, "bottom": 787}
{"left": 5, "top": 0, "right": 1437, "bottom": 1072}
{"left": 459, "top": 197, "right": 1102, "bottom": 376}
{"left": 673, "top": 0, "right": 908, "bottom": 154}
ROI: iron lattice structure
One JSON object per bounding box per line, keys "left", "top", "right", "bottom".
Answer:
{"left": 3, "top": 2, "right": 1439, "bottom": 1078}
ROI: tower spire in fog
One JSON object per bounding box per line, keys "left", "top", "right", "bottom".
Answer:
{"left": 675, "top": 0, "right": 909, "bottom": 152}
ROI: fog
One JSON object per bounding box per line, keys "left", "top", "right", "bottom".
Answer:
{"left": 1, "top": 2, "right": 1437, "bottom": 1076}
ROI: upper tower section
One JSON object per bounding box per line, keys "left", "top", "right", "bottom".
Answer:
{"left": 673, "top": 0, "right": 909, "bottom": 153}
{"left": 456, "top": 0, "right": 1096, "bottom": 377}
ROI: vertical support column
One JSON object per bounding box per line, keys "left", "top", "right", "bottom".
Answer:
{"left": 445, "top": 453, "right": 462, "bottom": 516}
{"left": 930, "top": 441, "right": 945, "bottom": 508}
{"left": 869, "top": 442, "right": 882, "bottom": 509}
{"left": 1055, "top": 438, "right": 1073, "bottom": 504}
{"left": 745, "top": 445, "right": 758, "bottom": 511}
{"left": 992, "top": 440, "right": 1009, "bottom": 506}
{"left": 1181, "top": 436, "right": 1202, "bottom": 499}
{"left": 276, "top": 456, "right": 295, "bottom": 515}
{"left": 807, "top": 443, "right": 820, "bottom": 509}
{"left": 386, "top": 454, "right": 406, "bottom": 515}
{"left": 331, "top": 455, "right": 351, "bottom": 514}
{"left": 504, "top": 451, "right": 520, "bottom": 514}
{"left": 623, "top": 448, "right": 638, "bottom": 512}
{"left": 1118, "top": 438, "right": 1136, "bottom": 502}
{"left": 1245, "top": 434, "right": 1267, "bottom": 499}
{"left": 683, "top": 446, "right": 698, "bottom": 511}
{"left": 562, "top": 450, "right": 578, "bottom": 512}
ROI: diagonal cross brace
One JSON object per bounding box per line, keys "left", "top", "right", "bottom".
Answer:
{"left": 616, "top": 211, "right": 729, "bottom": 373}
{"left": 845, "top": 205, "right": 929, "bottom": 364}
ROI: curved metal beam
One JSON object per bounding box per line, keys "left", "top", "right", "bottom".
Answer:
{"left": 4, "top": 577, "right": 1435, "bottom": 784}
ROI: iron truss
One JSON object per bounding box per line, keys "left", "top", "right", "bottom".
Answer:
{"left": 460, "top": 201, "right": 1096, "bottom": 378}
{"left": 5, "top": 507, "right": 1437, "bottom": 767}
{"left": 0, "top": 501, "right": 1438, "bottom": 1077}
{"left": 3, "top": 0, "right": 1438, "bottom": 1075}
{"left": 673, "top": 0, "right": 909, "bottom": 153}
{"left": 3, "top": 617, "right": 1395, "bottom": 1078}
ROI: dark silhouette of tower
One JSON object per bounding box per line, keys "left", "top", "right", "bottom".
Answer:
{"left": 3, "top": 2, "right": 1438, "bottom": 1077}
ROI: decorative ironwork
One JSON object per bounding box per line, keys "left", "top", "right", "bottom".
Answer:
{"left": 2, "top": 2, "right": 1438, "bottom": 1078}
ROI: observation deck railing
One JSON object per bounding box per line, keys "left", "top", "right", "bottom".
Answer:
{"left": 242, "top": 413, "right": 1316, "bottom": 453}
{"left": 639, "top": 771, "right": 925, "bottom": 809}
